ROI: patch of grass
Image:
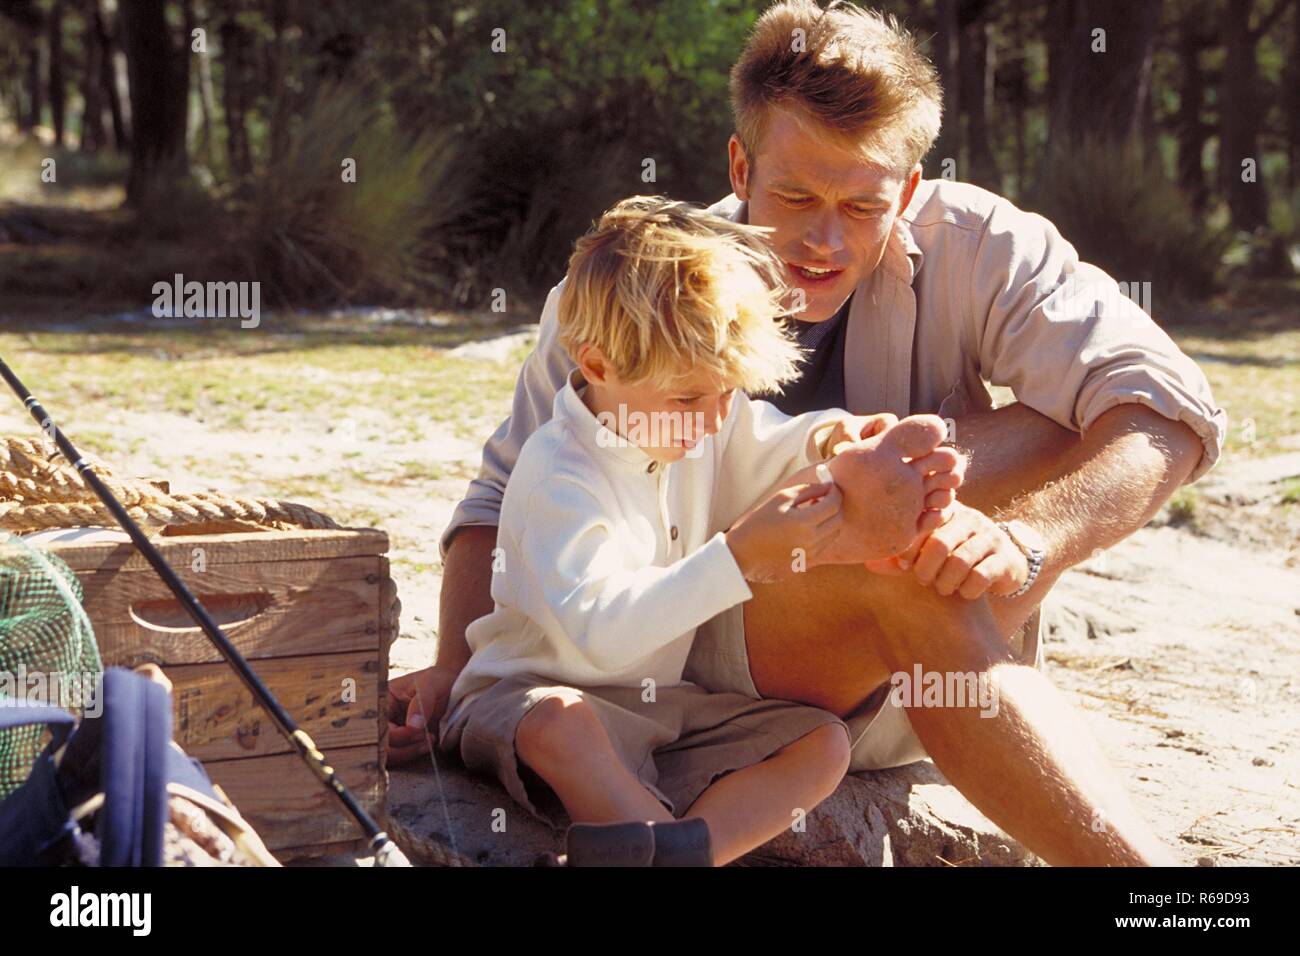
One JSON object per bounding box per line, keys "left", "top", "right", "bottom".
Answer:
{"left": 0, "top": 319, "right": 522, "bottom": 436}
{"left": 225, "top": 82, "right": 472, "bottom": 305}
{"left": 1278, "top": 477, "right": 1300, "bottom": 506}
{"left": 397, "top": 460, "right": 447, "bottom": 483}
{"left": 1164, "top": 486, "right": 1202, "bottom": 529}
{"left": 1166, "top": 297, "right": 1300, "bottom": 459}
{"left": 0, "top": 139, "right": 127, "bottom": 207}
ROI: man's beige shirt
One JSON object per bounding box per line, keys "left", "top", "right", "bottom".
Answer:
{"left": 441, "top": 179, "right": 1226, "bottom": 558}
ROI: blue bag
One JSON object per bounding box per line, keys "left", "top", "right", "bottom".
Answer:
{"left": 0, "top": 667, "right": 276, "bottom": 866}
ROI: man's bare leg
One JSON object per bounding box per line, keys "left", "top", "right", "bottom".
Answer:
{"left": 743, "top": 402, "right": 1175, "bottom": 865}
{"left": 745, "top": 403, "right": 1080, "bottom": 713}
{"left": 744, "top": 564, "right": 1173, "bottom": 866}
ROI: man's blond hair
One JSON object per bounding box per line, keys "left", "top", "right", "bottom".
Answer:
{"left": 730, "top": 0, "right": 942, "bottom": 170}
{"left": 557, "top": 196, "right": 802, "bottom": 395}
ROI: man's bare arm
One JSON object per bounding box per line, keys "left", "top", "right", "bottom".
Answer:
{"left": 997, "top": 403, "right": 1204, "bottom": 601}
{"left": 435, "top": 525, "right": 498, "bottom": 671}
{"left": 384, "top": 525, "right": 498, "bottom": 764}
{"left": 903, "top": 402, "right": 1204, "bottom": 633}
{"left": 949, "top": 402, "right": 1080, "bottom": 515}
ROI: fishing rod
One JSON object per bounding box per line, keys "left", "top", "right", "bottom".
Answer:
{"left": 0, "top": 356, "right": 409, "bottom": 867}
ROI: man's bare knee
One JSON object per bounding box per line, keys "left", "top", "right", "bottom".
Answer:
{"left": 858, "top": 575, "right": 1015, "bottom": 675}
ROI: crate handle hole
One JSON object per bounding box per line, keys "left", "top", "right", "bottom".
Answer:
{"left": 129, "top": 592, "right": 273, "bottom": 633}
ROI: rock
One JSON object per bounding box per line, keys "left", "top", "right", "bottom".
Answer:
{"left": 386, "top": 757, "right": 1037, "bottom": 867}
{"left": 387, "top": 761, "right": 565, "bottom": 868}
{"left": 740, "top": 780, "right": 895, "bottom": 866}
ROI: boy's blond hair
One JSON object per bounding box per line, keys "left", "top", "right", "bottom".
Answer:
{"left": 557, "top": 196, "right": 802, "bottom": 395}
{"left": 730, "top": 0, "right": 942, "bottom": 171}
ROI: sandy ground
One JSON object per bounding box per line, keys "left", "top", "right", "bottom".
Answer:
{"left": 5, "top": 321, "right": 1295, "bottom": 866}
{"left": 1044, "top": 457, "right": 1300, "bottom": 866}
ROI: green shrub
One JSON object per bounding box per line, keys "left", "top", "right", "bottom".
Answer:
{"left": 221, "top": 83, "right": 472, "bottom": 305}
{"left": 1026, "top": 140, "right": 1231, "bottom": 311}
{"left": 437, "top": 131, "right": 648, "bottom": 310}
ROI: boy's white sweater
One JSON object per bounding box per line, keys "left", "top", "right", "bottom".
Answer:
{"left": 442, "top": 369, "right": 847, "bottom": 729}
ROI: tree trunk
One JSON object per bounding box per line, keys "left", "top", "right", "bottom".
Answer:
{"left": 119, "top": 0, "right": 190, "bottom": 204}
{"left": 929, "top": 0, "right": 961, "bottom": 178}
{"left": 1219, "top": 1, "right": 1269, "bottom": 232}
{"left": 266, "top": 0, "right": 291, "bottom": 167}
{"left": 221, "top": 8, "right": 254, "bottom": 176}
{"left": 80, "top": 0, "right": 107, "bottom": 153}
{"left": 1176, "top": 3, "right": 1210, "bottom": 211}
{"left": 1008, "top": 0, "right": 1028, "bottom": 196}
{"left": 959, "top": 9, "right": 1000, "bottom": 191}
{"left": 26, "top": 32, "right": 44, "bottom": 131}
{"left": 95, "top": 2, "right": 129, "bottom": 151}
{"left": 190, "top": 0, "right": 218, "bottom": 166}
{"left": 1047, "top": 0, "right": 1163, "bottom": 153}
{"left": 1289, "top": 1, "right": 1300, "bottom": 190}
{"left": 48, "top": 0, "right": 65, "bottom": 146}
{"left": 1044, "top": 0, "right": 1072, "bottom": 140}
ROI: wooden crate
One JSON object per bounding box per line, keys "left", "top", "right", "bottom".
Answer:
{"left": 45, "top": 527, "right": 395, "bottom": 861}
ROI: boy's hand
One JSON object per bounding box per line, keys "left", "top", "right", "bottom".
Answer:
{"left": 823, "top": 412, "right": 899, "bottom": 455}
{"left": 871, "top": 502, "right": 1029, "bottom": 599}
{"left": 822, "top": 414, "right": 964, "bottom": 521}
{"left": 807, "top": 415, "right": 966, "bottom": 565}
{"left": 725, "top": 476, "right": 843, "bottom": 584}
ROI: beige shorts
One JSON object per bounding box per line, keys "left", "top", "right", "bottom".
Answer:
{"left": 439, "top": 676, "right": 847, "bottom": 830}
{"left": 684, "top": 603, "right": 1046, "bottom": 773}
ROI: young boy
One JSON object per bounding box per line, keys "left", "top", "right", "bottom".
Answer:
{"left": 438, "top": 196, "right": 961, "bottom": 865}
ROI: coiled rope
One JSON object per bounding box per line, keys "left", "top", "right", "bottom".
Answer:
{"left": 0, "top": 435, "right": 341, "bottom": 533}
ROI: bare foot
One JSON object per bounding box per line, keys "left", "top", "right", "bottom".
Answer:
{"left": 798, "top": 414, "right": 964, "bottom": 565}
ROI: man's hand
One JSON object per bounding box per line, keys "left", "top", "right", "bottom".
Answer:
{"left": 385, "top": 665, "right": 460, "bottom": 766}
{"left": 386, "top": 525, "right": 496, "bottom": 767}
{"left": 871, "top": 501, "right": 1029, "bottom": 599}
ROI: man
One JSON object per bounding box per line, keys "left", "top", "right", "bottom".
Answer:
{"left": 390, "top": 0, "right": 1225, "bottom": 866}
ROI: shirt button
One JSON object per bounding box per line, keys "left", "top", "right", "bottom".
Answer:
{"left": 670, "top": 526, "right": 679, "bottom": 541}
{"left": 647, "top": 462, "right": 657, "bottom": 473}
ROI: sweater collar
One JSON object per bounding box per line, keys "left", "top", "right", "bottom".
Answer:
{"left": 553, "top": 368, "right": 659, "bottom": 469}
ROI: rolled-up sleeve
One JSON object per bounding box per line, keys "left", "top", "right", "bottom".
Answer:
{"left": 969, "top": 201, "right": 1227, "bottom": 482}
{"left": 439, "top": 281, "right": 575, "bottom": 557}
